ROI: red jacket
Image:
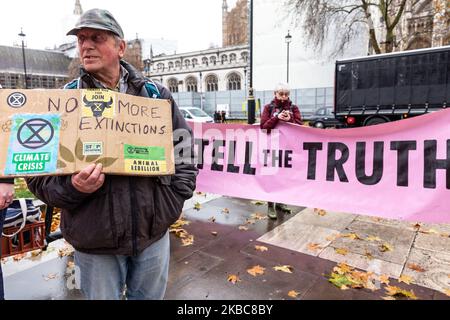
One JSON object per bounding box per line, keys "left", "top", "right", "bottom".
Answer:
{"left": 260, "top": 98, "right": 302, "bottom": 130}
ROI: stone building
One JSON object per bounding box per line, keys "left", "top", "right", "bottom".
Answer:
{"left": 222, "top": 0, "right": 249, "bottom": 47}
{"left": 0, "top": 45, "right": 71, "bottom": 89}
{"left": 390, "top": 0, "right": 449, "bottom": 51}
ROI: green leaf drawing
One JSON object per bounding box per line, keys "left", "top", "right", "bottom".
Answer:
{"left": 57, "top": 160, "right": 67, "bottom": 169}
{"left": 85, "top": 155, "right": 101, "bottom": 162}
{"left": 59, "top": 144, "right": 75, "bottom": 163}
{"left": 95, "top": 157, "right": 118, "bottom": 168}
{"left": 75, "top": 138, "right": 84, "bottom": 161}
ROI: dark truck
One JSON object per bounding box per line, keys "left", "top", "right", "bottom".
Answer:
{"left": 335, "top": 45, "right": 450, "bottom": 127}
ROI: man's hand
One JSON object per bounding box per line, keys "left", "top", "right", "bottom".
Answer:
{"left": 0, "top": 183, "right": 14, "bottom": 210}
{"left": 71, "top": 163, "right": 105, "bottom": 194}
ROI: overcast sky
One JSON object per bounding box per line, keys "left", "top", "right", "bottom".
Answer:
{"left": 0, "top": 0, "right": 238, "bottom": 53}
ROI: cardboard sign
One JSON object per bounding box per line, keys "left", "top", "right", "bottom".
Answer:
{"left": 0, "top": 89, "right": 175, "bottom": 177}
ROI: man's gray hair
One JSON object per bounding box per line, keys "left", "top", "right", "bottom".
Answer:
{"left": 275, "top": 83, "right": 290, "bottom": 93}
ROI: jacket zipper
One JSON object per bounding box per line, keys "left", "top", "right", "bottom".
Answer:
{"left": 129, "top": 177, "right": 138, "bottom": 256}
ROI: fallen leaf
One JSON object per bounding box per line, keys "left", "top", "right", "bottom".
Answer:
{"left": 273, "top": 265, "right": 293, "bottom": 273}
{"left": 208, "top": 216, "right": 216, "bottom": 223}
{"left": 413, "top": 223, "right": 421, "bottom": 230}
{"left": 66, "top": 261, "right": 75, "bottom": 269}
{"left": 385, "top": 285, "right": 417, "bottom": 300}
{"left": 255, "top": 245, "right": 268, "bottom": 252}
{"left": 211, "top": 231, "right": 218, "bottom": 236}
{"left": 245, "top": 219, "right": 256, "bottom": 225}
{"left": 181, "top": 235, "right": 194, "bottom": 246}
{"left": 342, "top": 233, "right": 362, "bottom": 240}
{"left": 420, "top": 228, "right": 439, "bottom": 235}
{"left": 379, "top": 275, "right": 390, "bottom": 285}
{"left": 196, "top": 192, "right": 204, "bottom": 196}
{"left": 13, "top": 253, "right": 26, "bottom": 261}
{"left": 30, "top": 249, "right": 43, "bottom": 257}
{"left": 44, "top": 273, "right": 57, "bottom": 281}
{"left": 194, "top": 202, "right": 201, "bottom": 210}
{"left": 443, "top": 289, "right": 450, "bottom": 297}
{"left": 288, "top": 290, "right": 300, "bottom": 298}
{"left": 1, "top": 258, "right": 7, "bottom": 264}
{"left": 371, "top": 217, "right": 383, "bottom": 222}
{"left": 307, "top": 243, "right": 323, "bottom": 252}
{"left": 222, "top": 208, "right": 230, "bottom": 214}
{"left": 335, "top": 248, "right": 349, "bottom": 256}
{"left": 333, "top": 263, "right": 354, "bottom": 274}
{"left": 170, "top": 219, "right": 190, "bottom": 229}
{"left": 379, "top": 243, "right": 393, "bottom": 252}
{"left": 238, "top": 226, "right": 249, "bottom": 231}
{"left": 382, "top": 296, "right": 396, "bottom": 300}
{"left": 327, "top": 273, "right": 355, "bottom": 289}
{"left": 170, "top": 228, "right": 189, "bottom": 238}
{"left": 247, "top": 265, "right": 265, "bottom": 277}
{"left": 315, "top": 208, "right": 327, "bottom": 216}
{"left": 227, "top": 274, "right": 241, "bottom": 284}
{"left": 407, "top": 263, "right": 426, "bottom": 273}
{"left": 398, "top": 275, "right": 413, "bottom": 285}
{"left": 326, "top": 234, "right": 339, "bottom": 241}
{"left": 366, "top": 236, "right": 382, "bottom": 242}
{"left": 364, "top": 251, "right": 374, "bottom": 260}
{"left": 250, "top": 212, "right": 267, "bottom": 220}
{"left": 251, "top": 200, "right": 265, "bottom": 205}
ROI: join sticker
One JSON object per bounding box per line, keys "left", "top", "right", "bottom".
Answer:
{"left": 124, "top": 144, "right": 166, "bottom": 174}
{"left": 4, "top": 114, "right": 61, "bottom": 175}
{"left": 82, "top": 89, "right": 115, "bottom": 118}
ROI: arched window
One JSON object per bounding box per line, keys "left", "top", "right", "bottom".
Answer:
{"left": 210, "top": 56, "right": 217, "bottom": 65}
{"left": 186, "top": 76, "right": 198, "bottom": 92}
{"left": 227, "top": 73, "right": 241, "bottom": 91}
{"left": 175, "top": 61, "right": 181, "bottom": 69}
{"left": 168, "top": 62, "right": 174, "bottom": 70}
{"left": 168, "top": 78, "right": 178, "bottom": 93}
{"left": 241, "top": 51, "right": 248, "bottom": 62}
{"left": 184, "top": 59, "right": 191, "bottom": 68}
{"left": 205, "top": 74, "right": 218, "bottom": 92}
{"left": 202, "top": 57, "right": 208, "bottom": 66}
{"left": 157, "top": 63, "right": 165, "bottom": 72}
{"left": 221, "top": 54, "right": 228, "bottom": 64}
{"left": 406, "top": 37, "right": 431, "bottom": 50}
{"left": 192, "top": 58, "right": 198, "bottom": 67}
{"left": 229, "top": 53, "right": 237, "bottom": 63}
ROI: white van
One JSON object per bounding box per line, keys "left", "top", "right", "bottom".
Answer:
{"left": 179, "top": 107, "right": 214, "bottom": 123}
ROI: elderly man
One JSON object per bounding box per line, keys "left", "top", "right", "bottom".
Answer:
{"left": 27, "top": 9, "right": 198, "bottom": 300}
{"left": 0, "top": 83, "right": 15, "bottom": 300}
{"left": 260, "top": 83, "right": 302, "bottom": 219}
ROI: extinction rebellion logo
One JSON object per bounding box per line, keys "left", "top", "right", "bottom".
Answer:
{"left": 7, "top": 92, "right": 27, "bottom": 108}
{"left": 17, "top": 119, "right": 54, "bottom": 149}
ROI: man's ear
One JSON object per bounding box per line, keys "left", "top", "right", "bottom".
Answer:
{"left": 118, "top": 39, "right": 126, "bottom": 59}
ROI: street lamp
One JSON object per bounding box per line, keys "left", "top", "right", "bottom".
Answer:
{"left": 285, "top": 30, "right": 292, "bottom": 84}
{"left": 199, "top": 71, "right": 204, "bottom": 110}
{"left": 144, "top": 59, "right": 151, "bottom": 76}
{"left": 18, "top": 28, "right": 28, "bottom": 89}
{"left": 247, "top": 0, "right": 255, "bottom": 124}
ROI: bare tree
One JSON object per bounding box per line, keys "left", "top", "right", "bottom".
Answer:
{"left": 284, "top": 0, "right": 408, "bottom": 56}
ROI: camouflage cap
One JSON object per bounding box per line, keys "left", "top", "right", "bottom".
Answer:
{"left": 67, "top": 8, "right": 124, "bottom": 39}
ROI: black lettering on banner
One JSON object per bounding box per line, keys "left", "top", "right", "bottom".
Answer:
{"left": 159, "top": 125, "right": 166, "bottom": 135}
{"left": 95, "top": 117, "right": 106, "bottom": 130}
{"left": 424, "top": 140, "right": 450, "bottom": 189}
{"left": 48, "top": 97, "right": 78, "bottom": 113}
{"left": 327, "top": 142, "right": 349, "bottom": 182}
{"left": 118, "top": 100, "right": 128, "bottom": 114}
{"left": 151, "top": 107, "right": 161, "bottom": 119}
{"left": 272, "top": 150, "right": 283, "bottom": 168}
{"left": 284, "top": 150, "right": 293, "bottom": 168}
{"left": 390, "top": 141, "right": 417, "bottom": 187}
{"left": 66, "top": 98, "right": 78, "bottom": 113}
{"left": 263, "top": 149, "right": 270, "bottom": 167}
{"left": 211, "top": 140, "right": 225, "bottom": 172}
{"left": 79, "top": 117, "right": 92, "bottom": 130}
{"left": 227, "top": 140, "right": 240, "bottom": 173}
{"left": 194, "top": 139, "right": 209, "bottom": 169}
{"left": 243, "top": 141, "right": 256, "bottom": 175}
{"left": 303, "top": 142, "right": 323, "bottom": 180}
{"left": 48, "top": 98, "right": 61, "bottom": 112}
{"left": 355, "top": 141, "right": 384, "bottom": 185}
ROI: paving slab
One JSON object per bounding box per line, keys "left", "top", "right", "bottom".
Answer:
{"left": 286, "top": 207, "right": 357, "bottom": 230}
{"left": 258, "top": 223, "right": 339, "bottom": 257}
{"left": 402, "top": 247, "right": 450, "bottom": 294}
{"left": 355, "top": 215, "right": 419, "bottom": 231}
{"left": 413, "top": 233, "right": 450, "bottom": 253}
{"left": 331, "top": 220, "right": 416, "bottom": 265}
{"left": 318, "top": 246, "right": 404, "bottom": 278}
{"left": 417, "top": 222, "right": 450, "bottom": 235}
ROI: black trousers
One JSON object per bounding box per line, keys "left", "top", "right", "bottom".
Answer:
{"left": 0, "top": 209, "right": 4, "bottom": 300}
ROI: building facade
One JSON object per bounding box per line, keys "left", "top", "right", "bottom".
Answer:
{"left": 389, "top": 0, "right": 450, "bottom": 51}
{"left": 222, "top": 0, "right": 249, "bottom": 47}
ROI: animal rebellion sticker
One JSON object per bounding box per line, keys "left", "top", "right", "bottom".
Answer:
{"left": 124, "top": 144, "right": 166, "bottom": 174}
{"left": 4, "top": 114, "right": 61, "bottom": 175}
{"left": 82, "top": 89, "right": 115, "bottom": 118}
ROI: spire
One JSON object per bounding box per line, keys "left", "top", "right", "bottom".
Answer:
{"left": 150, "top": 45, "right": 154, "bottom": 59}
{"left": 74, "top": 0, "right": 83, "bottom": 15}
{"left": 222, "top": 0, "right": 228, "bottom": 12}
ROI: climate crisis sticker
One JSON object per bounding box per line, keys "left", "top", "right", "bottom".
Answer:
{"left": 124, "top": 144, "right": 166, "bottom": 174}
{"left": 4, "top": 114, "right": 60, "bottom": 175}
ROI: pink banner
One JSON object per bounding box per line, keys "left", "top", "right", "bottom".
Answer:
{"left": 188, "top": 109, "right": 450, "bottom": 223}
